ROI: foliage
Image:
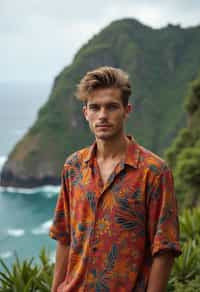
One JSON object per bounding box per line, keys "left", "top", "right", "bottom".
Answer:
{"left": 173, "top": 275, "right": 200, "bottom": 292}
{"left": 165, "top": 128, "right": 193, "bottom": 170}
{"left": 175, "top": 147, "right": 200, "bottom": 205}
{"left": 165, "top": 73, "right": 200, "bottom": 207}
{"left": 171, "top": 240, "right": 200, "bottom": 282}
{"left": 180, "top": 208, "right": 200, "bottom": 241}
{"left": 185, "top": 76, "right": 200, "bottom": 114}
{"left": 167, "top": 207, "right": 200, "bottom": 291}
{"left": 0, "top": 247, "right": 53, "bottom": 292}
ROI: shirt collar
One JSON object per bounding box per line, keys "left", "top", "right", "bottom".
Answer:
{"left": 124, "top": 135, "right": 140, "bottom": 168}
{"left": 83, "top": 135, "right": 140, "bottom": 168}
{"left": 83, "top": 141, "right": 97, "bottom": 167}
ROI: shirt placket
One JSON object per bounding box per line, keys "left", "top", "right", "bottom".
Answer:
{"left": 84, "top": 160, "right": 126, "bottom": 291}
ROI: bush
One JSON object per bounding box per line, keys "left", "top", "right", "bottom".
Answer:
{"left": 0, "top": 247, "right": 53, "bottom": 292}
{"left": 173, "top": 275, "right": 200, "bottom": 292}
{"left": 168, "top": 207, "right": 200, "bottom": 291}
{"left": 171, "top": 240, "right": 200, "bottom": 282}
{"left": 180, "top": 208, "right": 200, "bottom": 241}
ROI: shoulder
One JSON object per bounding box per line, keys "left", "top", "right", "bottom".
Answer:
{"left": 137, "top": 144, "right": 170, "bottom": 176}
{"left": 63, "top": 146, "right": 91, "bottom": 169}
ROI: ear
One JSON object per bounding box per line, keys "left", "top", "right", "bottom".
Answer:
{"left": 125, "top": 103, "right": 132, "bottom": 119}
{"left": 83, "top": 105, "right": 88, "bottom": 121}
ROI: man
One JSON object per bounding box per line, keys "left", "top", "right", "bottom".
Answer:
{"left": 49, "top": 66, "right": 181, "bottom": 292}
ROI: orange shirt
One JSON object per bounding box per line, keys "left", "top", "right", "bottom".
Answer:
{"left": 49, "top": 135, "right": 181, "bottom": 292}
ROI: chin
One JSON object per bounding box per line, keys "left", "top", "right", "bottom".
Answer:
{"left": 94, "top": 132, "right": 117, "bottom": 140}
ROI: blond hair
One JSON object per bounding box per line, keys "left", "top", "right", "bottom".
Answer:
{"left": 75, "top": 66, "right": 132, "bottom": 106}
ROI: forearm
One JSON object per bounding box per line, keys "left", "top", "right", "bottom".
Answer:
{"left": 147, "top": 252, "right": 174, "bottom": 292}
{"left": 51, "top": 241, "right": 69, "bottom": 292}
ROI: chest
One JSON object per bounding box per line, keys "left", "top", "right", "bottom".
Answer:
{"left": 68, "top": 163, "right": 146, "bottom": 233}
{"left": 97, "top": 159, "right": 120, "bottom": 185}
{"left": 68, "top": 158, "right": 146, "bottom": 209}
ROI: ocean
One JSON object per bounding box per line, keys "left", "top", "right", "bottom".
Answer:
{"left": 0, "top": 81, "right": 59, "bottom": 268}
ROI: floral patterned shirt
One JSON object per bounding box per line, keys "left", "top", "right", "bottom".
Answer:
{"left": 49, "top": 135, "right": 181, "bottom": 292}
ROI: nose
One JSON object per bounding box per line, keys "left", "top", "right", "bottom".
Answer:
{"left": 98, "top": 107, "right": 108, "bottom": 119}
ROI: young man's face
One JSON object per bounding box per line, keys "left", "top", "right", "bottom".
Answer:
{"left": 83, "top": 87, "right": 132, "bottom": 141}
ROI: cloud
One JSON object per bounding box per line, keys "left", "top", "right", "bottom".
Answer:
{"left": 0, "top": 0, "right": 199, "bottom": 82}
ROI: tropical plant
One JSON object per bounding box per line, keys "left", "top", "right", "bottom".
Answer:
{"left": 171, "top": 239, "right": 200, "bottom": 282}
{"left": 173, "top": 275, "right": 200, "bottom": 292}
{"left": 0, "top": 247, "right": 53, "bottom": 292}
{"left": 167, "top": 207, "right": 200, "bottom": 291}
{"left": 180, "top": 208, "right": 200, "bottom": 241}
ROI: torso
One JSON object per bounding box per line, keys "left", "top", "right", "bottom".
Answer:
{"left": 49, "top": 136, "right": 181, "bottom": 291}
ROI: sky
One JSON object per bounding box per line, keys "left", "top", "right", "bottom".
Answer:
{"left": 1, "top": 0, "right": 200, "bottom": 83}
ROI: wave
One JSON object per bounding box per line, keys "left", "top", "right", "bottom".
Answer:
{"left": 32, "top": 219, "right": 52, "bottom": 235}
{"left": 0, "top": 184, "right": 60, "bottom": 197}
{"left": 0, "top": 156, "right": 7, "bottom": 171}
{"left": 0, "top": 250, "right": 13, "bottom": 259}
{"left": 7, "top": 228, "right": 25, "bottom": 237}
{"left": 0, "top": 156, "right": 60, "bottom": 197}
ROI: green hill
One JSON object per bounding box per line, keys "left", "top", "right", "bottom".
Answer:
{"left": 1, "top": 18, "right": 200, "bottom": 187}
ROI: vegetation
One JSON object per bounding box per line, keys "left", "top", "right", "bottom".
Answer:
{"left": 0, "top": 208, "right": 200, "bottom": 291}
{"left": 165, "top": 75, "right": 200, "bottom": 207}
{"left": 168, "top": 207, "right": 200, "bottom": 291}
{"left": 0, "top": 248, "right": 53, "bottom": 292}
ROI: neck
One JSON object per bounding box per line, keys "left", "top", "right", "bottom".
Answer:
{"left": 96, "top": 133, "right": 130, "bottom": 161}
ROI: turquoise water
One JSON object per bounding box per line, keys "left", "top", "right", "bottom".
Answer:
{"left": 0, "top": 185, "right": 58, "bottom": 267}
{"left": 0, "top": 82, "right": 59, "bottom": 268}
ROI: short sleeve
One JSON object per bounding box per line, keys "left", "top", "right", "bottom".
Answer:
{"left": 48, "top": 166, "right": 70, "bottom": 246}
{"left": 147, "top": 165, "right": 182, "bottom": 257}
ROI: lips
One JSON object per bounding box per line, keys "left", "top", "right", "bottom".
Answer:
{"left": 96, "top": 125, "right": 111, "bottom": 128}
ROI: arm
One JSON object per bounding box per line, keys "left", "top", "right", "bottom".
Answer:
{"left": 49, "top": 165, "right": 71, "bottom": 292}
{"left": 51, "top": 241, "right": 69, "bottom": 292}
{"left": 147, "top": 165, "right": 182, "bottom": 291}
{"left": 147, "top": 252, "right": 174, "bottom": 292}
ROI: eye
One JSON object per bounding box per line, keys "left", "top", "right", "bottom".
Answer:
{"left": 107, "top": 104, "right": 119, "bottom": 110}
{"left": 88, "top": 104, "right": 99, "bottom": 111}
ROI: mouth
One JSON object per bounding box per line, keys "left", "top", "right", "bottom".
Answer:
{"left": 96, "top": 125, "right": 111, "bottom": 128}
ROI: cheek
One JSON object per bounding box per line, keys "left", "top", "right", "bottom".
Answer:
{"left": 112, "top": 113, "right": 125, "bottom": 123}
{"left": 87, "top": 114, "right": 96, "bottom": 127}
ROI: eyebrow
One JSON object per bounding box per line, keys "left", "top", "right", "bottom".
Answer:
{"left": 88, "top": 101, "right": 121, "bottom": 107}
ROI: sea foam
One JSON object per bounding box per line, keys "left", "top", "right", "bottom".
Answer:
{"left": 0, "top": 184, "right": 60, "bottom": 197}
{"left": 32, "top": 219, "right": 52, "bottom": 235}
{"left": 7, "top": 228, "right": 25, "bottom": 237}
{"left": 0, "top": 250, "right": 13, "bottom": 259}
{"left": 0, "top": 156, "right": 6, "bottom": 171}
